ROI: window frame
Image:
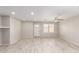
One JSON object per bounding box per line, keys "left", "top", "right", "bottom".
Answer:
{"left": 43, "top": 23, "right": 55, "bottom": 33}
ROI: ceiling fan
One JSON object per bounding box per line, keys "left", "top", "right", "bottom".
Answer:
{"left": 54, "top": 17, "right": 64, "bottom": 22}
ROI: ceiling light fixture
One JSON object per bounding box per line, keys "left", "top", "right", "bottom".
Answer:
{"left": 11, "top": 11, "right": 15, "bottom": 15}
{"left": 30, "top": 11, "right": 34, "bottom": 15}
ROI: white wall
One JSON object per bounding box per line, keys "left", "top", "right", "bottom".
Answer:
{"left": 22, "top": 22, "right": 33, "bottom": 39}
{"left": 0, "top": 16, "right": 1, "bottom": 45}
{"left": 0, "top": 29, "right": 1, "bottom": 45}
{"left": 10, "top": 17, "right": 22, "bottom": 44}
{"left": 59, "top": 15, "right": 79, "bottom": 46}
{"left": 0, "top": 16, "right": 1, "bottom": 27}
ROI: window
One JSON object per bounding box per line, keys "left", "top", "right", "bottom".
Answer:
{"left": 49, "top": 24, "right": 54, "bottom": 32}
{"left": 43, "top": 24, "right": 49, "bottom": 32}
{"left": 43, "top": 24, "right": 54, "bottom": 33}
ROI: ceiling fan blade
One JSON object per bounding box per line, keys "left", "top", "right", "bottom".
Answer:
{"left": 57, "top": 19, "right": 64, "bottom": 20}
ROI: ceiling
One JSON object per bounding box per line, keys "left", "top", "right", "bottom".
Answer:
{"left": 0, "top": 6, "right": 79, "bottom": 21}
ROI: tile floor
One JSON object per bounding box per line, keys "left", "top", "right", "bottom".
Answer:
{"left": 0, "top": 38, "right": 79, "bottom": 53}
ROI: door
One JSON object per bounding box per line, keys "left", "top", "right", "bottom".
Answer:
{"left": 34, "top": 23, "right": 40, "bottom": 38}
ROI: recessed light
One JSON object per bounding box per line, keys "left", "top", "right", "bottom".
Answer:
{"left": 30, "top": 12, "right": 34, "bottom": 15}
{"left": 11, "top": 11, "right": 15, "bottom": 15}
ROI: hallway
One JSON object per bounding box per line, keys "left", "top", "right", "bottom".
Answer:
{"left": 0, "top": 38, "right": 79, "bottom": 53}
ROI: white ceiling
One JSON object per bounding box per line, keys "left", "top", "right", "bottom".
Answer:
{"left": 0, "top": 6, "right": 79, "bottom": 21}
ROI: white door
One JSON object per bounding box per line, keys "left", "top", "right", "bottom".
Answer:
{"left": 34, "top": 23, "right": 40, "bottom": 37}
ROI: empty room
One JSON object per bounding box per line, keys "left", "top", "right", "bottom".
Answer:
{"left": 0, "top": 6, "right": 79, "bottom": 53}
